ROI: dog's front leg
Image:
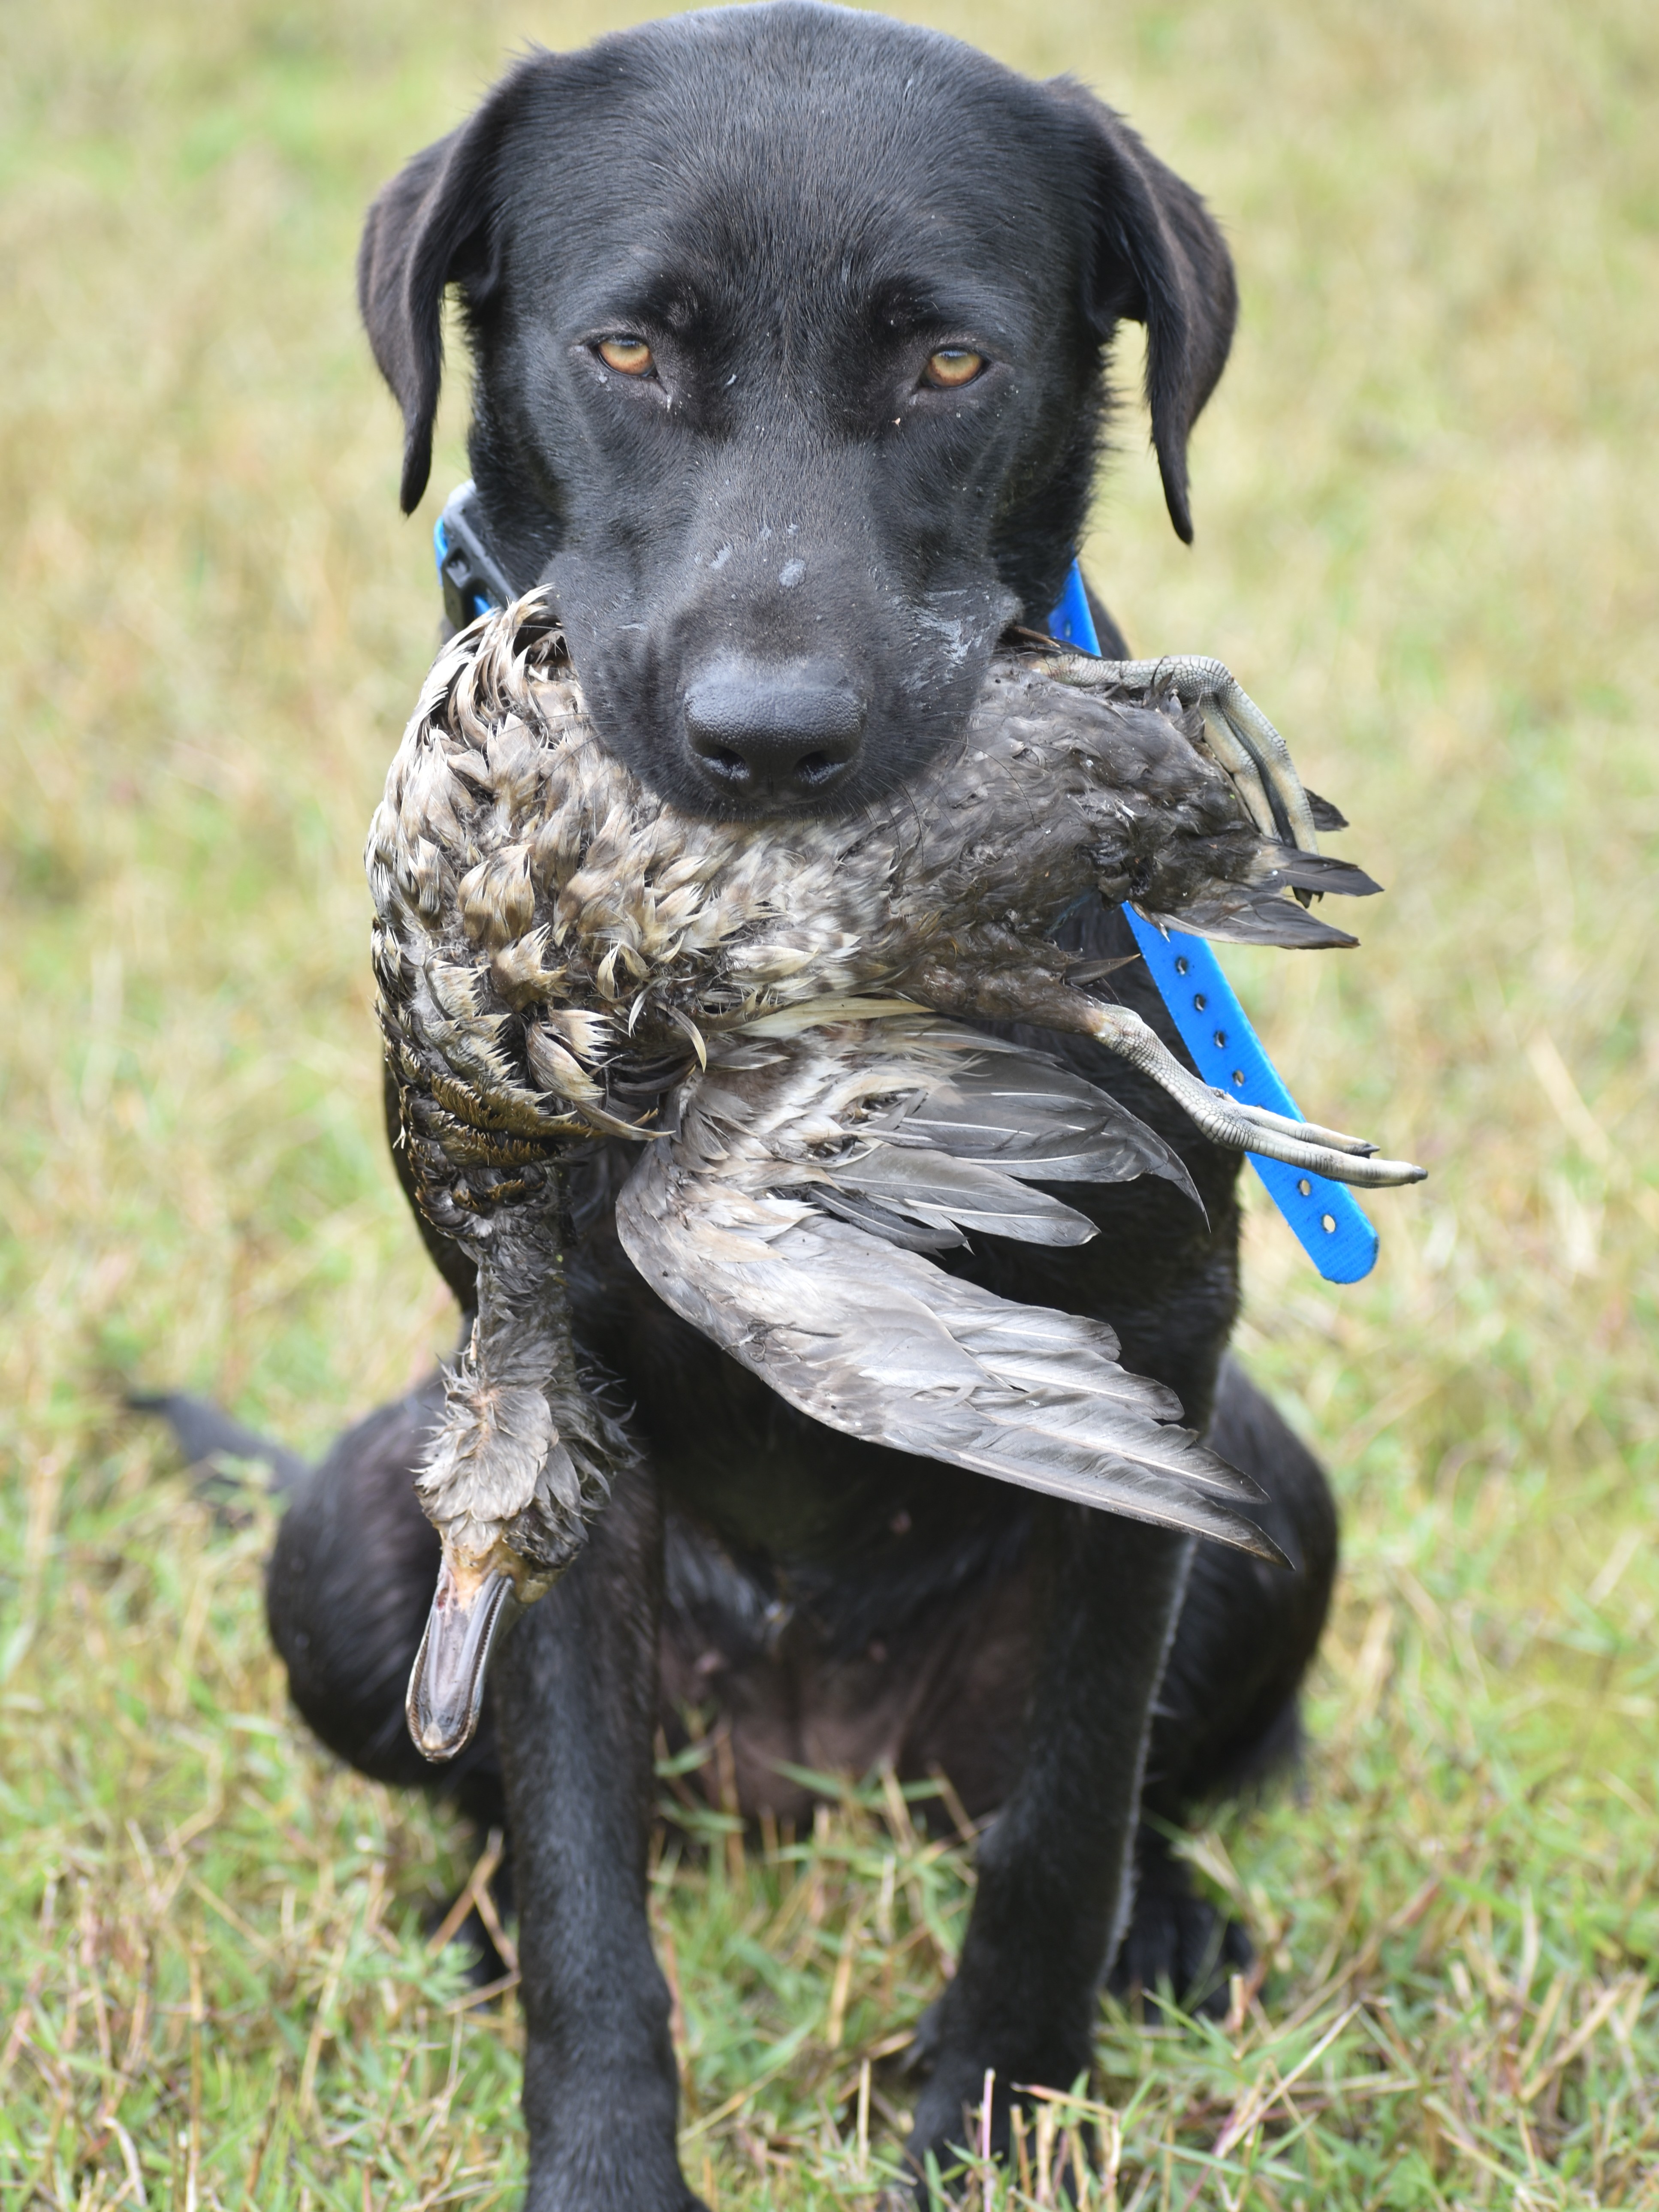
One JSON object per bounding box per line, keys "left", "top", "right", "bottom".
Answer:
{"left": 907, "top": 1511, "right": 1194, "bottom": 2179}
{"left": 493, "top": 1459, "right": 703, "bottom": 2212}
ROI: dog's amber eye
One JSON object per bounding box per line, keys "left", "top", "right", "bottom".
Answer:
{"left": 923, "top": 348, "right": 986, "bottom": 389}
{"left": 599, "top": 337, "right": 654, "bottom": 375}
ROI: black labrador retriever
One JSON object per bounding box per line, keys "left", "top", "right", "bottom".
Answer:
{"left": 253, "top": 6, "right": 1337, "bottom": 2202}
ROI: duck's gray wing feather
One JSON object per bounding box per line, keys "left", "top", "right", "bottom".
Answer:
{"left": 615, "top": 1160, "right": 1283, "bottom": 1563}
{"left": 857, "top": 1029, "right": 1203, "bottom": 1207}
{"left": 822, "top": 1145, "right": 1104, "bottom": 1245}
{"left": 802, "top": 1182, "right": 968, "bottom": 1252}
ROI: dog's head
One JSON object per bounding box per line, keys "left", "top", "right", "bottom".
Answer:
{"left": 360, "top": 2, "right": 1235, "bottom": 817}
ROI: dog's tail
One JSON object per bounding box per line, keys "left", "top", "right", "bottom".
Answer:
{"left": 128, "top": 1391, "right": 309, "bottom": 1501}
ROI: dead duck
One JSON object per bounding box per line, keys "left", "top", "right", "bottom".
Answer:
{"left": 368, "top": 588, "right": 1424, "bottom": 1756}
{"left": 371, "top": 588, "right": 1417, "bottom": 1173}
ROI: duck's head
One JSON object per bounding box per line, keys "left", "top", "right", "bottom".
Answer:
{"left": 404, "top": 1256, "right": 608, "bottom": 1763}
{"left": 405, "top": 1534, "right": 556, "bottom": 1763}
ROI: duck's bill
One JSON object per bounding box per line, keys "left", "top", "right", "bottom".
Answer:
{"left": 406, "top": 1549, "right": 523, "bottom": 1763}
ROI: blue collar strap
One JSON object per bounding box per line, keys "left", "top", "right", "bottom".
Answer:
{"left": 1050, "top": 563, "right": 1376, "bottom": 1282}
{"left": 431, "top": 487, "right": 1375, "bottom": 1282}
{"left": 434, "top": 486, "right": 513, "bottom": 632}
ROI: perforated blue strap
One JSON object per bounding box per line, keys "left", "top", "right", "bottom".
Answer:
{"left": 1049, "top": 562, "right": 1377, "bottom": 1283}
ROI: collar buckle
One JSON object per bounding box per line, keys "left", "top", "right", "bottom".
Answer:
{"left": 433, "top": 479, "right": 513, "bottom": 630}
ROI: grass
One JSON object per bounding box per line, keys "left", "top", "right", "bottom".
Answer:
{"left": 1, "top": 0, "right": 1657, "bottom": 2202}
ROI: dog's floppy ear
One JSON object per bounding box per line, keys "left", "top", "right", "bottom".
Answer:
{"left": 1050, "top": 83, "right": 1238, "bottom": 544}
{"left": 358, "top": 71, "right": 528, "bottom": 514}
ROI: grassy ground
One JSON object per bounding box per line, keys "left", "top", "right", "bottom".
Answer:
{"left": 2, "top": 0, "right": 1656, "bottom": 2203}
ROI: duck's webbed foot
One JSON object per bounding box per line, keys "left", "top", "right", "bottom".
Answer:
{"left": 1084, "top": 1003, "right": 1425, "bottom": 1189}
{"left": 1042, "top": 651, "right": 1321, "bottom": 856}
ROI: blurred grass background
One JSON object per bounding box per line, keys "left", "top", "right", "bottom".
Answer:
{"left": 1, "top": 0, "right": 1656, "bottom": 2203}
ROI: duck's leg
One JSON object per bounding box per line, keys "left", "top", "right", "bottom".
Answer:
{"left": 914, "top": 963, "right": 1423, "bottom": 1188}
{"left": 1040, "top": 651, "right": 1321, "bottom": 854}
{"left": 1079, "top": 1000, "right": 1425, "bottom": 1187}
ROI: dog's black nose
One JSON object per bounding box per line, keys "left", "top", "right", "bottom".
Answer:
{"left": 683, "top": 660, "right": 866, "bottom": 803}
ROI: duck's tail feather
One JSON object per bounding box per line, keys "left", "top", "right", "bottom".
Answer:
{"left": 1272, "top": 848, "right": 1379, "bottom": 899}
{"left": 1143, "top": 889, "right": 1360, "bottom": 950}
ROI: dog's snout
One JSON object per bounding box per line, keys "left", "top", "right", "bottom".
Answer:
{"left": 683, "top": 660, "right": 866, "bottom": 804}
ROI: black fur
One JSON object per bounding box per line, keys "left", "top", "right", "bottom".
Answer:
{"left": 358, "top": 3, "right": 1233, "bottom": 818}
{"left": 196, "top": 9, "right": 1337, "bottom": 2203}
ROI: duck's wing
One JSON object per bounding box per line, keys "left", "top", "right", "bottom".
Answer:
{"left": 857, "top": 1024, "right": 1202, "bottom": 1197}
{"left": 615, "top": 1157, "right": 1282, "bottom": 1561}
{"left": 712, "top": 1015, "right": 1204, "bottom": 1248}
{"left": 614, "top": 1024, "right": 1280, "bottom": 1559}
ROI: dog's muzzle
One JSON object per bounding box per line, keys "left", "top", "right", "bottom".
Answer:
{"left": 682, "top": 656, "right": 866, "bottom": 805}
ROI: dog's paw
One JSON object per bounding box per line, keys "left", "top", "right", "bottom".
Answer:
{"left": 902, "top": 2036, "right": 1094, "bottom": 2205}
{"left": 1111, "top": 1853, "right": 1252, "bottom": 2019}
{"left": 523, "top": 2167, "right": 706, "bottom": 2212}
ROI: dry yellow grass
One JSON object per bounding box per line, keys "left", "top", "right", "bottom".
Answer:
{"left": 1, "top": 0, "right": 1656, "bottom": 2204}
